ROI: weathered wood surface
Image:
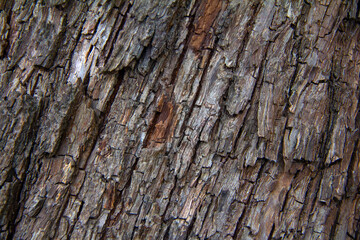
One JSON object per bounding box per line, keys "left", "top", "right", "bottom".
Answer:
{"left": 0, "top": 0, "right": 359, "bottom": 239}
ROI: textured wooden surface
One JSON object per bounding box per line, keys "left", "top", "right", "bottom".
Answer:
{"left": 0, "top": 0, "right": 360, "bottom": 239}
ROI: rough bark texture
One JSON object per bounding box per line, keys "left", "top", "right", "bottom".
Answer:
{"left": 1, "top": 0, "right": 360, "bottom": 239}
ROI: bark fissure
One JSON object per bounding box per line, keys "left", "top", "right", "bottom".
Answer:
{"left": 102, "top": 2, "right": 133, "bottom": 67}
{"left": 233, "top": 161, "right": 266, "bottom": 239}
{"left": 5, "top": 99, "right": 44, "bottom": 239}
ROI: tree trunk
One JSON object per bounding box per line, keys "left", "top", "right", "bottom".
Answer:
{"left": 1, "top": 0, "right": 360, "bottom": 239}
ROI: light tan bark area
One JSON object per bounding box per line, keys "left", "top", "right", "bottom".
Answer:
{"left": 0, "top": 0, "right": 359, "bottom": 239}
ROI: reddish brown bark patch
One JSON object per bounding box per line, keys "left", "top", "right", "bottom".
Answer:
{"left": 190, "top": 0, "right": 222, "bottom": 51}
{"left": 103, "top": 182, "right": 116, "bottom": 210}
{"left": 145, "top": 95, "right": 176, "bottom": 148}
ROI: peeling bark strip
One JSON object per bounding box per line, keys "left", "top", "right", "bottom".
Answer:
{"left": 0, "top": 0, "right": 360, "bottom": 239}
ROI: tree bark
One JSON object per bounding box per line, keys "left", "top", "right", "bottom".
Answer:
{"left": 1, "top": 0, "right": 360, "bottom": 239}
